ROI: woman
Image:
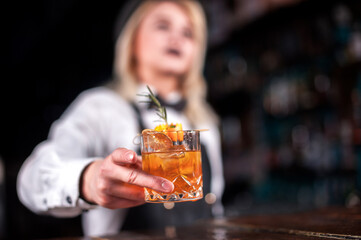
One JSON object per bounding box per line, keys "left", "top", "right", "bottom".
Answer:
{"left": 17, "top": 0, "right": 224, "bottom": 236}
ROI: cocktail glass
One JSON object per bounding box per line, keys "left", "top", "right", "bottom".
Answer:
{"left": 141, "top": 130, "right": 203, "bottom": 203}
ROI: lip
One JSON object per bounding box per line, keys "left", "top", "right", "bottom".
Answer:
{"left": 165, "top": 48, "right": 182, "bottom": 57}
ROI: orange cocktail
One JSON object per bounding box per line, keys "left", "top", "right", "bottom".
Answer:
{"left": 141, "top": 130, "right": 203, "bottom": 202}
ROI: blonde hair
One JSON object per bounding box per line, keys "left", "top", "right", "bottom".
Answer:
{"left": 113, "top": 0, "right": 218, "bottom": 126}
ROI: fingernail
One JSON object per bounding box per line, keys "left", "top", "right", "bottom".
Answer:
{"left": 161, "top": 181, "right": 173, "bottom": 192}
{"left": 126, "top": 153, "right": 134, "bottom": 161}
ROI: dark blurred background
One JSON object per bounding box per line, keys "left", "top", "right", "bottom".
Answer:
{"left": 2, "top": 0, "right": 361, "bottom": 239}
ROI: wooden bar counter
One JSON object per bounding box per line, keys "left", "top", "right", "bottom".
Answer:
{"left": 59, "top": 206, "right": 361, "bottom": 240}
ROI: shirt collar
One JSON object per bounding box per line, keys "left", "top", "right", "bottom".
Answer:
{"left": 136, "top": 84, "right": 186, "bottom": 112}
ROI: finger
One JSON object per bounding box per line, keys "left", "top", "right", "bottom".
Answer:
{"left": 110, "top": 148, "right": 138, "bottom": 165}
{"left": 97, "top": 193, "right": 145, "bottom": 209}
{"left": 102, "top": 182, "right": 145, "bottom": 202}
{"left": 108, "top": 167, "right": 174, "bottom": 193}
{"left": 135, "top": 156, "right": 142, "bottom": 169}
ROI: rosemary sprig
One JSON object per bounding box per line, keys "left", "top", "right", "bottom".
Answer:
{"left": 137, "top": 85, "right": 168, "bottom": 125}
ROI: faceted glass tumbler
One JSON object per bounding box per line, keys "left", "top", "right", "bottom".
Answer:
{"left": 141, "top": 130, "right": 203, "bottom": 203}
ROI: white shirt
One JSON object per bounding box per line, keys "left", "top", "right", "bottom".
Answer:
{"left": 17, "top": 86, "right": 224, "bottom": 237}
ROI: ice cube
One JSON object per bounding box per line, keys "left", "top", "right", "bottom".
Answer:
{"left": 158, "top": 151, "right": 185, "bottom": 159}
{"left": 169, "top": 145, "right": 186, "bottom": 152}
{"left": 180, "top": 155, "right": 194, "bottom": 176}
{"left": 159, "top": 153, "right": 180, "bottom": 182}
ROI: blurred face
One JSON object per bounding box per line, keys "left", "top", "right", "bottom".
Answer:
{"left": 134, "top": 2, "right": 196, "bottom": 77}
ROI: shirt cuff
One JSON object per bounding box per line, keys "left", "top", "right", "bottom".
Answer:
{"left": 62, "top": 158, "right": 97, "bottom": 210}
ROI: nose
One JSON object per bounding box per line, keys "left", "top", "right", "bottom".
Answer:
{"left": 168, "top": 29, "right": 183, "bottom": 46}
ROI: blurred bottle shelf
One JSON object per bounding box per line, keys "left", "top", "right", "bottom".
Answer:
{"left": 204, "top": 0, "right": 361, "bottom": 208}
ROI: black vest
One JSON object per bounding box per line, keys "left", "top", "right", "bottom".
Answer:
{"left": 121, "top": 104, "right": 212, "bottom": 231}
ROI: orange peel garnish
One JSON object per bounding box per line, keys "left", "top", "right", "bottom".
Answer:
{"left": 153, "top": 123, "right": 184, "bottom": 142}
